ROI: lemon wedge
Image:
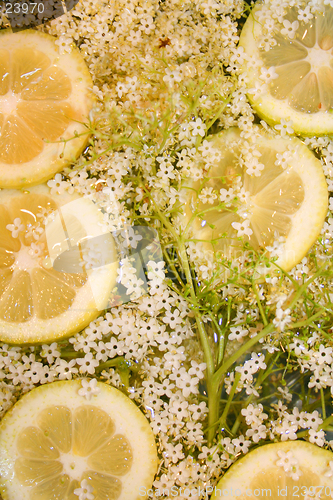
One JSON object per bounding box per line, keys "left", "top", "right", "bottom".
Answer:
{"left": 239, "top": 2, "right": 333, "bottom": 136}
{"left": 0, "top": 184, "right": 118, "bottom": 344}
{"left": 212, "top": 441, "right": 333, "bottom": 500}
{"left": 0, "top": 29, "right": 93, "bottom": 188}
{"left": 0, "top": 380, "right": 158, "bottom": 500}
{"left": 182, "top": 127, "right": 328, "bottom": 272}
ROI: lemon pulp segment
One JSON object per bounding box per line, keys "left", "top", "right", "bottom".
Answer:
{"left": 212, "top": 441, "right": 333, "bottom": 500}
{"left": 0, "top": 29, "right": 94, "bottom": 188}
{"left": 182, "top": 127, "right": 328, "bottom": 272}
{"left": 0, "top": 380, "right": 158, "bottom": 500}
{"left": 0, "top": 185, "right": 118, "bottom": 344}
{"left": 239, "top": 2, "right": 333, "bottom": 135}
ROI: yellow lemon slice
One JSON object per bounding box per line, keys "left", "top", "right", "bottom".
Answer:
{"left": 212, "top": 441, "right": 333, "bottom": 500}
{"left": 239, "top": 2, "right": 333, "bottom": 136}
{"left": 0, "top": 184, "right": 118, "bottom": 344}
{"left": 0, "top": 29, "right": 93, "bottom": 188}
{"left": 0, "top": 380, "right": 158, "bottom": 500}
{"left": 182, "top": 127, "right": 328, "bottom": 272}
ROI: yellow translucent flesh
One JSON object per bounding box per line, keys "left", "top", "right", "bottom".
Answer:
{"left": 285, "top": 7, "right": 316, "bottom": 49}
{"left": 289, "top": 72, "right": 321, "bottom": 113}
{"left": 17, "top": 101, "right": 71, "bottom": 141}
{"left": 17, "top": 426, "right": 60, "bottom": 460}
{"left": 261, "top": 34, "right": 308, "bottom": 67}
{"left": 0, "top": 49, "right": 10, "bottom": 95}
{"left": 269, "top": 61, "right": 311, "bottom": 100}
{"left": 81, "top": 471, "right": 122, "bottom": 500}
{"left": 21, "top": 67, "right": 72, "bottom": 100}
{"left": 11, "top": 48, "right": 51, "bottom": 94}
{"left": 191, "top": 143, "right": 304, "bottom": 251}
{"left": 32, "top": 474, "right": 71, "bottom": 500}
{"left": 242, "top": 148, "right": 284, "bottom": 196}
{"left": 317, "top": 8, "right": 333, "bottom": 50}
{"left": 0, "top": 248, "right": 15, "bottom": 268}
{"left": 37, "top": 406, "right": 72, "bottom": 454}
{"left": 252, "top": 170, "right": 304, "bottom": 214}
{"left": 88, "top": 434, "right": 133, "bottom": 476}
{"left": 0, "top": 46, "right": 75, "bottom": 165}
{"left": 13, "top": 405, "right": 135, "bottom": 499}
{"left": 8, "top": 193, "right": 57, "bottom": 246}
{"left": 0, "top": 269, "right": 13, "bottom": 298}
{"left": 72, "top": 406, "right": 116, "bottom": 457}
{"left": 317, "top": 66, "right": 333, "bottom": 112}
{"left": 42, "top": 267, "right": 88, "bottom": 289}
{"left": 0, "top": 115, "right": 44, "bottom": 164}
{"left": 0, "top": 270, "right": 33, "bottom": 322}
{"left": 66, "top": 479, "right": 81, "bottom": 500}
{"left": 261, "top": 6, "right": 333, "bottom": 114}
{"left": 237, "top": 467, "right": 331, "bottom": 500}
{"left": 31, "top": 268, "right": 77, "bottom": 320}
{"left": 0, "top": 194, "right": 89, "bottom": 322}
{"left": 250, "top": 208, "right": 292, "bottom": 248}
{"left": 14, "top": 457, "right": 63, "bottom": 487}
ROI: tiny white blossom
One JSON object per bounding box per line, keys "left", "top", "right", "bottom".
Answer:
{"left": 78, "top": 378, "right": 100, "bottom": 400}
{"left": 281, "top": 19, "right": 299, "bottom": 39}
{"left": 232, "top": 219, "right": 253, "bottom": 237}
{"left": 74, "top": 479, "right": 94, "bottom": 500}
{"left": 6, "top": 218, "right": 25, "bottom": 238}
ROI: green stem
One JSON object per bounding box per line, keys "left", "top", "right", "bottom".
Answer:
{"left": 212, "top": 323, "right": 275, "bottom": 388}
{"left": 218, "top": 372, "right": 241, "bottom": 429}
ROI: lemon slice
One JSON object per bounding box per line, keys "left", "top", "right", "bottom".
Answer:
{"left": 183, "top": 127, "right": 328, "bottom": 272}
{"left": 0, "top": 29, "right": 93, "bottom": 188}
{"left": 239, "top": 2, "right": 333, "bottom": 136}
{"left": 0, "top": 380, "right": 158, "bottom": 500}
{"left": 0, "top": 184, "right": 118, "bottom": 344}
{"left": 212, "top": 441, "right": 333, "bottom": 500}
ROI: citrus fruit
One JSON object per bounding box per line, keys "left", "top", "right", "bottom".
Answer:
{"left": 211, "top": 441, "right": 333, "bottom": 500}
{"left": 182, "top": 127, "right": 328, "bottom": 272}
{"left": 0, "top": 379, "right": 158, "bottom": 500}
{"left": 239, "top": 1, "right": 333, "bottom": 136}
{"left": 0, "top": 29, "right": 93, "bottom": 188}
{"left": 0, "top": 184, "right": 118, "bottom": 344}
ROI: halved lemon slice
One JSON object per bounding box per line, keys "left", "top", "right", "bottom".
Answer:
{"left": 0, "top": 29, "right": 93, "bottom": 188}
{"left": 239, "top": 2, "right": 333, "bottom": 136}
{"left": 0, "top": 380, "right": 158, "bottom": 500}
{"left": 0, "top": 184, "right": 118, "bottom": 344}
{"left": 212, "top": 441, "right": 333, "bottom": 500}
{"left": 182, "top": 127, "right": 328, "bottom": 272}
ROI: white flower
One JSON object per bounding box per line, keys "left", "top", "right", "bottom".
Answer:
{"left": 28, "top": 242, "right": 45, "bottom": 258}
{"left": 190, "top": 118, "right": 206, "bottom": 137}
{"left": 259, "top": 66, "right": 278, "bottom": 83}
{"left": 276, "top": 450, "right": 298, "bottom": 473}
{"left": 281, "top": 19, "right": 299, "bottom": 39}
{"left": 6, "top": 218, "right": 25, "bottom": 238}
{"left": 47, "top": 173, "right": 70, "bottom": 195}
{"left": 273, "top": 307, "right": 292, "bottom": 331}
{"left": 246, "top": 425, "right": 267, "bottom": 443}
{"left": 298, "top": 6, "right": 313, "bottom": 22}
{"left": 121, "top": 227, "right": 143, "bottom": 249}
{"left": 274, "top": 119, "right": 294, "bottom": 136}
{"left": 274, "top": 419, "right": 298, "bottom": 441}
{"left": 309, "top": 429, "right": 325, "bottom": 447}
{"left": 74, "top": 479, "right": 94, "bottom": 500}
{"left": 78, "top": 378, "right": 100, "bottom": 400}
{"left": 220, "top": 187, "right": 235, "bottom": 205}
{"left": 232, "top": 435, "right": 251, "bottom": 454}
{"left": 229, "top": 326, "right": 248, "bottom": 341}
{"left": 232, "top": 219, "right": 253, "bottom": 237}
